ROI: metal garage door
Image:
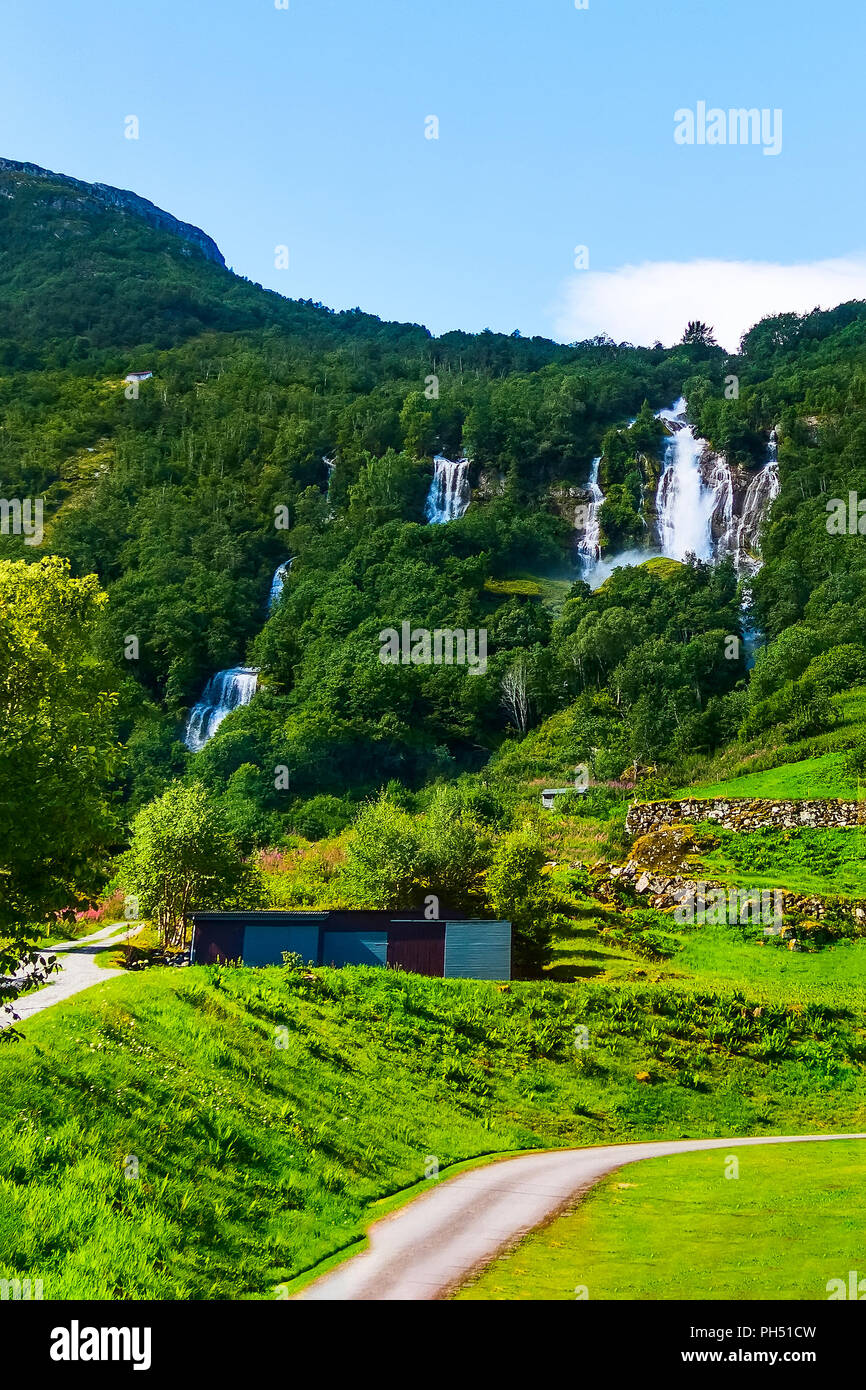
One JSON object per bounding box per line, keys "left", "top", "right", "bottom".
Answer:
{"left": 321, "top": 930, "right": 388, "bottom": 968}
{"left": 193, "top": 922, "right": 245, "bottom": 965}
{"left": 444, "top": 921, "right": 511, "bottom": 980}
{"left": 242, "top": 924, "right": 320, "bottom": 967}
{"left": 386, "top": 922, "right": 446, "bottom": 976}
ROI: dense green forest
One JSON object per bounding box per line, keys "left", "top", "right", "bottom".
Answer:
{"left": 2, "top": 158, "right": 866, "bottom": 934}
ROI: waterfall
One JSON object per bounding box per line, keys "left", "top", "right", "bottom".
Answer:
{"left": 707, "top": 457, "right": 735, "bottom": 557}
{"left": 577, "top": 456, "right": 604, "bottom": 573}
{"left": 734, "top": 431, "right": 780, "bottom": 667}
{"left": 426, "top": 456, "right": 471, "bottom": 524}
{"left": 183, "top": 667, "right": 259, "bottom": 752}
{"left": 581, "top": 404, "right": 780, "bottom": 596}
{"left": 268, "top": 558, "right": 293, "bottom": 610}
{"left": 655, "top": 401, "right": 716, "bottom": 562}
{"left": 732, "top": 433, "right": 780, "bottom": 574}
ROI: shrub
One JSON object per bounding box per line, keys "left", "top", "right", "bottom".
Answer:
{"left": 485, "top": 824, "right": 557, "bottom": 976}
{"left": 288, "top": 795, "right": 357, "bottom": 841}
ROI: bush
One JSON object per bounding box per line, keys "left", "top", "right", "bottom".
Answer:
{"left": 122, "top": 783, "right": 266, "bottom": 947}
{"left": 343, "top": 793, "right": 423, "bottom": 908}
{"left": 281, "top": 951, "right": 307, "bottom": 971}
{"left": 558, "top": 785, "right": 627, "bottom": 819}
{"left": 803, "top": 643, "right": 866, "bottom": 695}
{"left": 288, "top": 795, "right": 357, "bottom": 841}
{"left": 741, "top": 678, "right": 838, "bottom": 740}
{"left": 485, "top": 824, "right": 557, "bottom": 976}
{"left": 843, "top": 733, "right": 866, "bottom": 780}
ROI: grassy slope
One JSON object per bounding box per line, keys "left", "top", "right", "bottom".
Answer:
{"left": 2, "top": 957, "right": 866, "bottom": 1299}
{"left": 672, "top": 688, "right": 866, "bottom": 802}
{"left": 683, "top": 752, "right": 854, "bottom": 801}
{"left": 455, "top": 1139, "right": 866, "bottom": 1301}
{"left": 696, "top": 826, "right": 866, "bottom": 897}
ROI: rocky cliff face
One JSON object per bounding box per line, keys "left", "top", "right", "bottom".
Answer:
{"left": 697, "top": 441, "right": 780, "bottom": 564}
{"left": 0, "top": 156, "right": 225, "bottom": 267}
{"left": 548, "top": 482, "right": 589, "bottom": 528}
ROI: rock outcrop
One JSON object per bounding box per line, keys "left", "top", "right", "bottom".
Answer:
{"left": 602, "top": 858, "right": 865, "bottom": 927}
{"left": 0, "top": 156, "right": 225, "bottom": 266}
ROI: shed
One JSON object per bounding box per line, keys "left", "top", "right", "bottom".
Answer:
{"left": 541, "top": 786, "right": 588, "bottom": 810}
{"left": 189, "top": 909, "right": 511, "bottom": 980}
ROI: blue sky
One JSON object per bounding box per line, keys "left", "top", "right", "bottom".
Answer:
{"left": 2, "top": 0, "right": 864, "bottom": 347}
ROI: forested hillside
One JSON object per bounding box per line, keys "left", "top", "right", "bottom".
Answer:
{"left": 1, "top": 156, "right": 865, "bottom": 904}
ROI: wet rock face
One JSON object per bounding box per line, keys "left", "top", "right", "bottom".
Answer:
{"left": 548, "top": 483, "right": 591, "bottom": 529}
{"left": 475, "top": 470, "right": 507, "bottom": 501}
{"left": 626, "top": 798, "right": 864, "bottom": 836}
{"left": 696, "top": 447, "right": 777, "bottom": 557}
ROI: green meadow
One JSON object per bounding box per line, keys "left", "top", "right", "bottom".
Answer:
{"left": 456, "top": 1140, "right": 866, "bottom": 1301}
{"left": 2, "top": 950, "right": 866, "bottom": 1299}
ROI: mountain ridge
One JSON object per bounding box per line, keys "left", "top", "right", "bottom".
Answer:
{"left": 0, "top": 154, "right": 225, "bottom": 267}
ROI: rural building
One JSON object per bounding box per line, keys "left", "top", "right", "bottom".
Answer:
{"left": 190, "top": 909, "right": 512, "bottom": 980}
{"left": 541, "top": 786, "right": 588, "bottom": 809}
{"left": 123, "top": 370, "right": 153, "bottom": 382}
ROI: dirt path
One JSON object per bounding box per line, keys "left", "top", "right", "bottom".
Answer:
{"left": 298, "top": 1132, "right": 866, "bottom": 1301}
{"left": 0, "top": 921, "right": 142, "bottom": 1031}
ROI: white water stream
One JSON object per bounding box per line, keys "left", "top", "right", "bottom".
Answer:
{"left": 183, "top": 667, "right": 259, "bottom": 752}
{"left": 426, "top": 456, "right": 471, "bottom": 524}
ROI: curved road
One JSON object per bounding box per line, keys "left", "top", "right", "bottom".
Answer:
{"left": 0, "top": 921, "right": 141, "bottom": 1031}
{"left": 299, "top": 1132, "right": 866, "bottom": 1301}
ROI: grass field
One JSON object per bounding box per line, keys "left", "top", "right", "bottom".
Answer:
{"left": 692, "top": 825, "right": 866, "bottom": 898}
{"left": 672, "top": 688, "right": 866, "bottom": 802}
{"left": 678, "top": 752, "right": 859, "bottom": 802}
{"left": 4, "top": 676, "right": 866, "bottom": 1303}
{"left": 3, "top": 957, "right": 866, "bottom": 1298}
{"left": 455, "top": 1139, "right": 866, "bottom": 1301}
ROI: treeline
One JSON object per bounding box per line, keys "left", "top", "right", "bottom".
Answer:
{"left": 3, "top": 160, "right": 866, "bottom": 858}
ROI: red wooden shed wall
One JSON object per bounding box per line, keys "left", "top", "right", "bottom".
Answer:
{"left": 386, "top": 922, "right": 446, "bottom": 976}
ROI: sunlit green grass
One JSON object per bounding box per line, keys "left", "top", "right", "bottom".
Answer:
{"left": 455, "top": 1140, "right": 866, "bottom": 1301}
{"left": 679, "top": 751, "right": 860, "bottom": 802}
{"left": 689, "top": 825, "right": 866, "bottom": 898}
{"left": 3, "top": 962, "right": 866, "bottom": 1299}
{"left": 675, "top": 923, "right": 866, "bottom": 1005}
{"left": 673, "top": 688, "right": 866, "bottom": 802}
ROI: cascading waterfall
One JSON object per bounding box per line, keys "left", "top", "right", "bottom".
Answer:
{"left": 577, "top": 456, "right": 604, "bottom": 572}
{"left": 734, "top": 429, "right": 781, "bottom": 668}
{"left": 732, "top": 434, "right": 780, "bottom": 574}
{"left": 584, "top": 400, "right": 777, "bottom": 589}
{"left": 706, "top": 457, "right": 735, "bottom": 556}
{"left": 268, "top": 558, "right": 293, "bottom": 610}
{"left": 426, "top": 456, "right": 471, "bottom": 524}
{"left": 183, "top": 667, "right": 259, "bottom": 752}
{"left": 655, "top": 399, "right": 717, "bottom": 562}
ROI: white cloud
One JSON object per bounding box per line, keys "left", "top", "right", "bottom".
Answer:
{"left": 553, "top": 256, "right": 866, "bottom": 353}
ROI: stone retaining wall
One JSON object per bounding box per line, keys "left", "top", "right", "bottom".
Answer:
{"left": 626, "top": 798, "right": 864, "bottom": 837}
